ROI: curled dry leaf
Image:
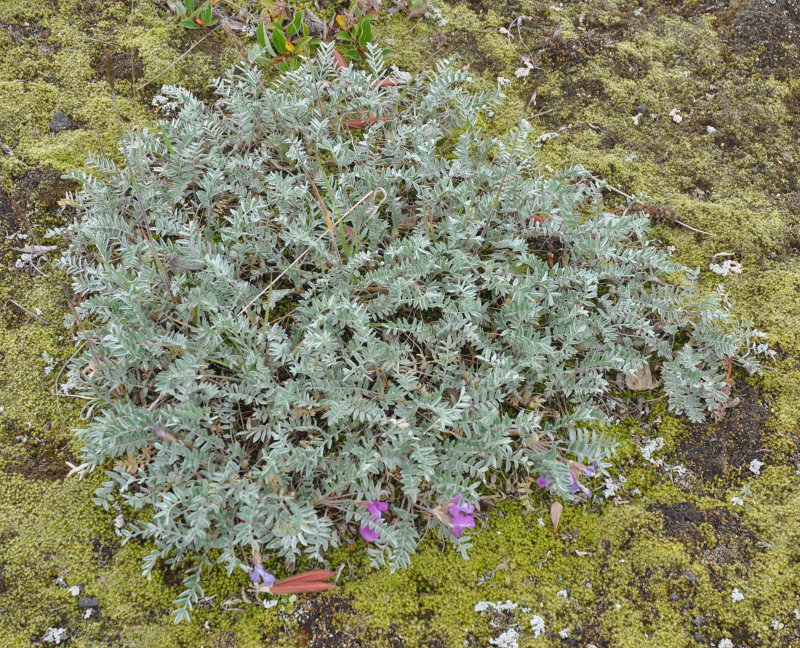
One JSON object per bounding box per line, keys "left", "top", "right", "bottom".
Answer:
{"left": 550, "top": 501, "right": 563, "bottom": 531}
{"left": 710, "top": 396, "right": 741, "bottom": 422}
{"left": 625, "top": 363, "right": 653, "bottom": 391}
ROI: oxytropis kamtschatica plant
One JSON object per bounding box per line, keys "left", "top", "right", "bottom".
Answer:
{"left": 51, "top": 43, "right": 771, "bottom": 620}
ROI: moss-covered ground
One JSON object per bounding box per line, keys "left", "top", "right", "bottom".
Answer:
{"left": 1, "top": 0, "right": 798, "bottom": 646}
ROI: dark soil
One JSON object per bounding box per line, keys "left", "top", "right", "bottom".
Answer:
{"left": 0, "top": 189, "right": 18, "bottom": 236}
{"left": 93, "top": 49, "right": 144, "bottom": 85}
{"left": 717, "top": 0, "right": 800, "bottom": 80}
{"left": 90, "top": 538, "right": 118, "bottom": 568}
{"left": 674, "top": 383, "right": 769, "bottom": 484}
{"left": 651, "top": 500, "right": 760, "bottom": 566}
{"left": 1, "top": 166, "right": 78, "bottom": 266}
{"left": 2, "top": 443, "right": 73, "bottom": 481}
{"left": 2, "top": 166, "right": 78, "bottom": 230}
{"left": 293, "top": 594, "right": 366, "bottom": 648}
{"left": 1, "top": 418, "right": 72, "bottom": 481}
{"left": 212, "top": 632, "right": 239, "bottom": 648}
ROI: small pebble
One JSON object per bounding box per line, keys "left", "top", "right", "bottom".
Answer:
{"left": 49, "top": 112, "right": 80, "bottom": 133}
{"left": 78, "top": 596, "right": 100, "bottom": 609}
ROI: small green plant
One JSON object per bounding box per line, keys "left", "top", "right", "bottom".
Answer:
{"left": 175, "top": 0, "right": 218, "bottom": 29}
{"left": 255, "top": 10, "right": 320, "bottom": 71}
{"left": 53, "top": 45, "right": 771, "bottom": 621}
{"left": 336, "top": 13, "right": 376, "bottom": 62}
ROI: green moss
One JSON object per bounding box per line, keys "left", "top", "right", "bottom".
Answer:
{"left": 0, "top": 0, "right": 239, "bottom": 177}
{"left": 0, "top": 276, "right": 79, "bottom": 447}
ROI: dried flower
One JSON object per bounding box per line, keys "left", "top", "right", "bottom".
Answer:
{"left": 154, "top": 427, "right": 177, "bottom": 442}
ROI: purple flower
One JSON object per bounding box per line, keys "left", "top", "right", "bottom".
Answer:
{"left": 568, "top": 474, "right": 592, "bottom": 498}
{"left": 359, "top": 500, "right": 389, "bottom": 542}
{"left": 365, "top": 500, "right": 389, "bottom": 517}
{"left": 568, "top": 474, "right": 579, "bottom": 494}
{"left": 584, "top": 462, "right": 598, "bottom": 478}
{"left": 249, "top": 565, "right": 275, "bottom": 587}
{"left": 447, "top": 494, "right": 476, "bottom": 538}
{"left": 536, "top": 475, "right": 548, "bottom": 488}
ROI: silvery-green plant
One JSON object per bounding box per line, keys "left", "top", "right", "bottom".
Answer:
{"left": 52, "top": 43, "right": 770, "bottom": 621}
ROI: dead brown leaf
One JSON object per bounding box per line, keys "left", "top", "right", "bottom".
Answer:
{"left": 550, "top": 501, "right": 563, "bottom": 530}
{"left": 625, "top": 363, "right": 654, "bottom": 391}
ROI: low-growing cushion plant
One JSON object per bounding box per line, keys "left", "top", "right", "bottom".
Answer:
{"left": 52, "top": 43, "right": 770, "bottom": 620}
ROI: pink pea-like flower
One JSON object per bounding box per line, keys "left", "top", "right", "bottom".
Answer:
{"left": 359, "top": 500, "right": 389, "bottom": 542}
{"left": 447, "top": 494, "right": 476, "bottom": 538}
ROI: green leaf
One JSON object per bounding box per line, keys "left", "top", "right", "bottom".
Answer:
{"left": 256, "top": 22, "right": 267, "bottom": 48}
{"left": 357, "top": 18, "right": 372, "bottom": 47}
{"left": 271, "top": 28, "right": 288, "bottom": 55}
{"left": 202, "top": 4, "right": 216, "bottom": 26}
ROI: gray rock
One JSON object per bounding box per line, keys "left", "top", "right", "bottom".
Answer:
{"left": 49, "top": 112, "right": 79, "bottom": 133}
{"left": 78, "top": 596, "right": 99, "bottom": 609}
